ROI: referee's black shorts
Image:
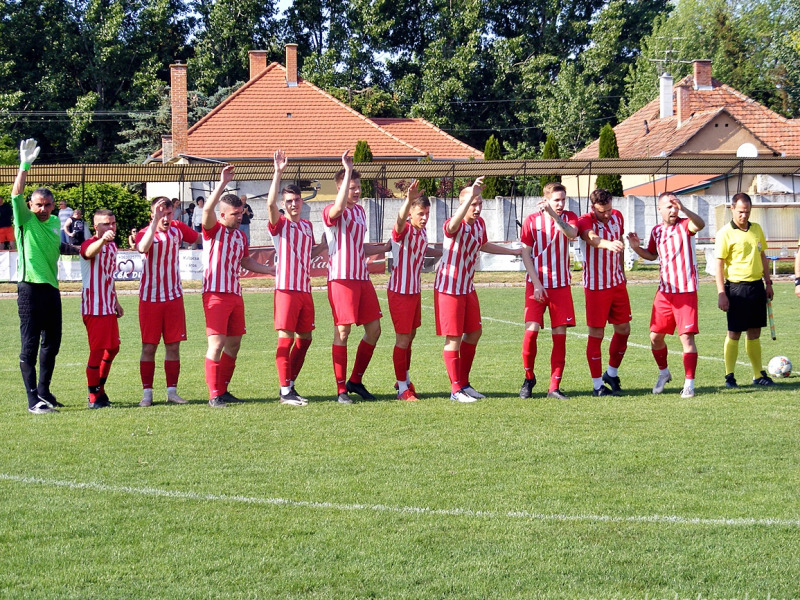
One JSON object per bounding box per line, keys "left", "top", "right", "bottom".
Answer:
{"left": 724, "top": 280, "right": 767, "bottom": 332}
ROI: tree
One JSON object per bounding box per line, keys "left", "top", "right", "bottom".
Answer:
{"left": 539, "top": 133, "right": 561, "bottom": 189}
{"left": 595, "top": 124, "right": 623, "bottom": 196}
{"left": 353, "top": 140, "right": 374, "bottom": 198}
{"left": 482, "top": 135, "right": 504, "bottom": 198}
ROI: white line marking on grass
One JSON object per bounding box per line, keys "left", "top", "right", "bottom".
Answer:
{"left": 2, "top": 473, "right": 798, "bottom": 528}
{"left": 419, "top": 303, "right": 753, "bottom": 367}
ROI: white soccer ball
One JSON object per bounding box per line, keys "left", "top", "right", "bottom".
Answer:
{"left": 767, "top": 356, "right": 792, "bottom": 378}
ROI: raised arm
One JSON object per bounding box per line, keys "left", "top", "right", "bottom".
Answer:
{"left": 327, "top": 150, "right": 353, "bottom": 222}
{"left": 136, "top": 199, "right": 170, "bottom": 253}
{"left": 12, "top": 138, "right": 40, "bottom": 197}
{"left": 203, "top": 165, "right": 235, "bottom": 230}
{"left": 395, "top": 180, "right": 421, "bottom": 235}
{"left": 446, "top": 177, "right": 484, "bottom": 235}
{"left": 673, "top": 197, "right": 705, "bottom": 233}
{"left": 267, "top": 150, "right": 289, "bottom": 226}
{"left": 83, "top": 228, "right": 116, "bottom": 259}
{"left": 538, "top": 200, "right": 578, "bottom": 239}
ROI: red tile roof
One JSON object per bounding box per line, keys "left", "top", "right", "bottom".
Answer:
{"left": 623, "top": 174, "right": 719, "bottom": 196}
{"left": 152, "top": 64, "right": 482, "bottom": 162}
{"left": 574, "top": 76, "right": 800, "bottom": 159}
{"left": 371, "top": 118, "right": 484, "bottom": 160}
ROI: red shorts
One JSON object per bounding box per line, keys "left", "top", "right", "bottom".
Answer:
{"left": 650, "top": 290, "right": 699, "bottom": 335}
{"left": 584, "top": 284, "right": 632, "bottom": 328}
{"left": 434, "top": 290, "right": 481, "bottom": 337}
{"left": 523, "top": 283, "right": 576, "bottom": 329}
{"left": 274, "top": 289, "right": 315, "bottom": 333}
{"left": 139, "top": 297, "right": 187, "bottom": 345}
{"left": 203, "top": 292, "right": 246, "bottom": 337}
{"left": 83, "top": 314, "right": 120, "bottom": 351}
{"left": 327, "top": 279, "right": 382, "bottom": 326}
{"left": 388, "top": 291, "right": 422, "bottom": 335}
{"left": 0, "top": 226, "right": 14, "bottom": 243}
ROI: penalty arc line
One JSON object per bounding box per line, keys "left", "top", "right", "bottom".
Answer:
{"left": 1, "top": 473, "right": 798, "bottom": 529}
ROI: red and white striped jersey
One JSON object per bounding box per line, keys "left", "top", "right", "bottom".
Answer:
{"left": 388, "top": 222, "right": 428, "bottom": 294}
{"left": 80, "top": 237, "right": 118, "bottom": 316}
{"left": 521, "top": 210, "right": 577, "bottom": 289}
{"left": 434, "top": 217, "right": 487, "bottom": 295}
{"left": 577, "top": 209, "right": 626, "bottom": 291}
{"left": 202, "top": 221, "right": 248, "bottom": 295}
{"left": 269, "top": 216, "right": 315, "bottom": 293}
{"left": 136, "top": 220, "right": 198, "bottom": 302}
{"left": 323, "top": 203, "right": 369, "bottom": 281}
{"left": 647, "top": 217, "right": 698, "bottom": 293}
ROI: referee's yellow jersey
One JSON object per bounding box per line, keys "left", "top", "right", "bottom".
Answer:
{"left": 714, "top": 220, "right": 766, "bottom": 282}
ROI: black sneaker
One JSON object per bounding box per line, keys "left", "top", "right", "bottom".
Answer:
{"left": 602, "top": 372, "right": 623, "bottom": 396}
{"left": 208, "top": 396, "right": 227, "bottom": 408}
{"left": 519, "top": 377, "right": 536, "bottom": 399}
{"left": 28, "top": 400, "right": 57, "bottom": 414}
{"left": 88, "top": 394, "right": 112, "bottom": 409}
{"left": 346, "top": 380, "right": 376, "bottom": 400}
{"left": 38, "top": 391, "right": 64, "bottom": 408}
{"left": 753, "top": 371, "right": 776, "bottom": 387}
{"left": 337, "top": 392, "right": 353, "bottom": 404}
{"left": 592, "top": 385, "right": 614, "bottom": 397}
{"left": 219, "top": 391, "right": 243, "bottom": 403}
{"left": 280, "top": 389, "right": 308, "bottom": 406}
{"left": 724, "top": 373, "right": 738, "bottom": 388}
{"left": 547, "top": 389, "right": 569, "bottom": 400}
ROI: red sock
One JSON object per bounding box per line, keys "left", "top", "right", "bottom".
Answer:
{"left": 350, "top": 340, "right": 375, "bottom": 384}
{"left": 550, "top": 333, "right": 566, "bottom": 392}
{"left": 587, "top": 336, "right": 603, "bottom": 378}
{"left": 332, "top": 344, "right": 348, "bottom": 394}
{"left": 608, "top": 333, "right": 629, "bottom": 369}
{"left": 99, "top": 346, "right": 119, "bottom": 389}
{"left": 652, "top": 346, "right": 668, "bottom": 370}
{"left": 276, "top": 337, "right": 292, "bottom": 387}
{"left": 406, "top": 344, "right": 413, "bottom": 378}
{"left": 393, "top": 345, "right": 408, "bottom": 382}
{"left": 443, "top": 349, "right": 462, "bottom": 393}
{"left": 205, "top": 357, "right": 221, "bottom": 399}
{"left": 140, "top": 360, "right": 155, "bottom": 390}
{"left": 522, "top": 329, "right": 538, "bottom": 380}
{"left": 219, "top": 352, "right": 236, "bottom": 394}
{"left": 683, "top": 351, "right": 698, "bottom": 379}
{"left": 87, "top": 348, "right": 103, "bottom": 400}
{"left": 164, "top": 360, "right": 180, "bottom": 388}
{"left": 459, "top": 341, "right": 477, "bottom": 386}
{"left": 290, "top": 337, "right": 312, "bottom": 381}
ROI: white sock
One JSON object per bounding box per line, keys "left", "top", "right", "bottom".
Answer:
{"left": 684, "top": 378, "right": 694, "bottom": 389}
{"left": 280, "top": 385, "right": 292, "bottom": 395}
{"left": 606, "top": 366, "right": 619, "bottom": 377}
{"left": 397, "top": 380, "right": 408, "bottom": 393}
{"left": 167, "top": 386, "right": 177, "bottom": 394}
{"left": 142, "top": 388, "right": 153, "bottom": 399}
{"left": 592, "top": 377, "right": 603, "bottom": 389}
{"left": 659, "top": 368, "right": 670, "bottom": 376}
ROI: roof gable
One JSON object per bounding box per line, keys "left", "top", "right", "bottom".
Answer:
{"left": 370, "top": 117, "right": 484, "bottom": 160}
{"left": 574, "top": 75, "right": 800, "bottom": 159}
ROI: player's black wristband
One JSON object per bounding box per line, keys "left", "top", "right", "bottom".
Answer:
{"left": 795, "top": 277, "right": 800, "bottom": 286}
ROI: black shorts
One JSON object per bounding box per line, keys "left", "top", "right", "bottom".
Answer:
{"left": 725, "top": 280, "right": 766, "bottom": 332}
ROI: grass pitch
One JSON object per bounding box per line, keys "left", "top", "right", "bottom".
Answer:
{"left": 1, "top": 280, "right": 799, "bottom": 599}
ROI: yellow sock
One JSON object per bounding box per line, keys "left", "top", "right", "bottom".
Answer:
{"left": 745, "top": 338, "right": 763, "bottom": 379}
{"left": 723, "top": 336, "right": 739, "bottom": 376}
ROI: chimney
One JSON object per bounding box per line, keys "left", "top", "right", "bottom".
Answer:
{"left": 693, "top": 59, "right": 712, "bottom": 91}
{"left": 676, "top": 84, "right": 691, "bottom": 127}
{"left": 249, "top": 50, "right": 268, "bottom": 80}
{"left": 170, "top": 62, "right": 188, "bottom": 159}
{"left": 659, "top": 72, "right": 673, "bottom": 119}
{"left": 285, "top": 43, "right": 298, "bottom": 87}
{"left": 161, "top": 135, "right": 173, "bottom": 162}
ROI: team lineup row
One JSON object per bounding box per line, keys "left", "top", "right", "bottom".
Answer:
{"left": 10, "top": 139, "right": 780, "bottom": 413}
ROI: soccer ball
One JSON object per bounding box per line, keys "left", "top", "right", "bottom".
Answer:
{"left": 767, "top": 356, "right": 792, "bottom": 378}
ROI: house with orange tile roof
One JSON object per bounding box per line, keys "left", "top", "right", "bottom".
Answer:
{"left": 146, "top": 45, "right": 483, "bottom": 205}
{"left": 563, "top": 60, "right": 800, "bottom": 198}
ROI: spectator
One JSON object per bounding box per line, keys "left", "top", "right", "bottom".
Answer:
{"left": 0, "top": 195, "right": 15, "bottom": 250}
{"left": 240, "top": 194, "right": 254, "bottom": 244}
{"left": 58, "top": 200, "right": 73, "bottom": 244}
{"left": 64, "top": 208, "right": 86, "bottom": 246}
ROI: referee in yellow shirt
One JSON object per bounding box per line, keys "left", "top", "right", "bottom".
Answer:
{"left": 715, "top": 192, "right": 775, "bottom": 388}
